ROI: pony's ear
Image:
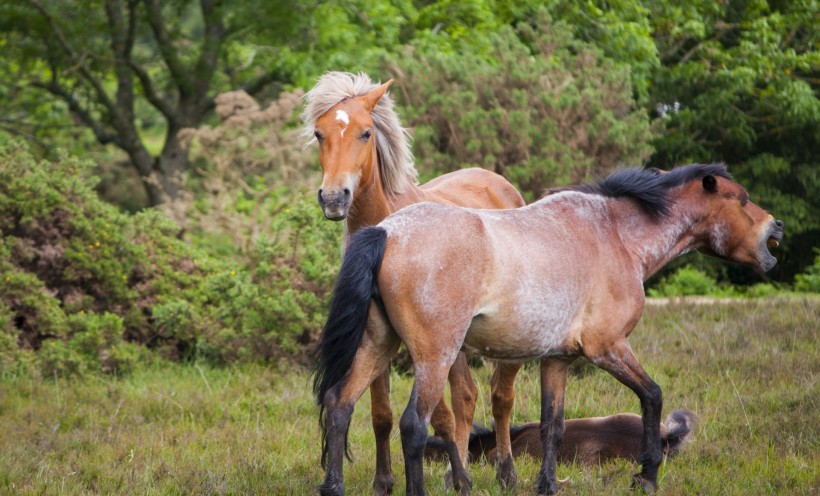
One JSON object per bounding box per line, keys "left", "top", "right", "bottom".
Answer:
{"left": 362, "top": 80, "right": 393, "bottom": 111}
{"left": 702, "top": 175, "right": 718, "bottom": 193}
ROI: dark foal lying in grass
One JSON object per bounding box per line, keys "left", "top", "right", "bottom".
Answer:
{"left": 426, "top": 410, "right": 698, "bottom": 466}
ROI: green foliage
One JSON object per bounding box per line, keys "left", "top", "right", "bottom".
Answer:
{"left": 388, "top": 10, "right": 657, "bottom": 200}
{"left": 794, "top": 253, "right": 820, "bottom": 293}
{"left": 642, "top": 0, "right": 819, "bottom": 281}
{"left": 0, "top": 141, "right": 340, "bottom": 375}
{"left": 648, "top": 265, "right": 791, "bottom": 297}
{"left": 648, "top": 265, "right": 729, "bottom": 297}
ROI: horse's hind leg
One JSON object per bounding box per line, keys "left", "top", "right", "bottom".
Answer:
{"left": 536, "top": 358, "right": 573, "bottom": 495}
{"left": 401, "top": 351, "right": 471, "bottom": 496}
{"left": 588, "top": 340, "right": 663, "bottom": 492}
{"left": 431, "top": 351, "right": 477, "bottom": 488}
{"left": 322, "top": 311, "right": 400, "bottom": 496}
{"left": 490, "top": 361, "right": 523, "bottom": 487}
{"left": 370, "top": 370, "right": 394, "bottom": 496}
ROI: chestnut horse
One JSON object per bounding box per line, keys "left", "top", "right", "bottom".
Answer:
{"left": 302, "top": 72, "right": 525, "bottom": 494}
{"left": 313, "top": 164, "right": 783, "bottom": 494}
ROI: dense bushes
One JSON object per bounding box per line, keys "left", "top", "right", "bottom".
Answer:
{"left": 648, "top": 265, "right": 780, "bottom": 298}
{"left": 0, "top": 141, "right": 340, "bottom": 376}
{"left": 795, "top": 254, "right": 820, "bottom": 293}
{"left": 388, "top": 11, "right": 657, "bottom": 200}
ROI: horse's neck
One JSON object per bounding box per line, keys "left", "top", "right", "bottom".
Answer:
{"left": 610, "top": 199, "right": 703, "bottom": 281}
{"left": 345, "top": 156, "right": 422, "bottom": 234}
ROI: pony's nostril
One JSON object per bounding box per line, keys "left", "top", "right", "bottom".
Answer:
{"left": 343, "top": 188, "right": 351, "bottom": 198}
{"left": 775, "top": 219, "right": 784, "bottom": 228}
{"left": 317, "top": 189, "right": 325, "bottom": 203}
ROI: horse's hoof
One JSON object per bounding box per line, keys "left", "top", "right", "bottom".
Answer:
{"left": 318, "top": 480, "right": 345, "bottom": 496}
{"left": 631, "top": 473, "right": 658, "bottom": 493}
{"left": 536, "top": 474, "right": 559, "bottom": 495}
{"left": 446, "top": 468, "right": 472, "bottom": 494}
{"left": 496, "top": 457, "right": 518, "bottom": 488}
{"left": 372, "top": 476, "right": 394, "bottom": 496}
{"left": 455, "top": 474, "right": 473, "bottom": 495}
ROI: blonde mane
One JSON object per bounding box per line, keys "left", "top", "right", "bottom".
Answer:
{"left": 301, "top": 71, "right": 417, "bottom": 194}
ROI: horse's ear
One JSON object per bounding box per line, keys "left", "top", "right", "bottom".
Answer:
{"left": 702, "top": 175, "right": 718, "bottom": 193}
{"left": 362, "top": 80, "right": 393, "bottom": 111}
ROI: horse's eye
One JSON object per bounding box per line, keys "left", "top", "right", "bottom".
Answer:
{"left": 314, "top": 130, "right": 323, "bottom": 142}
{"left": 361, "top": 129, "right": 372, "bottom": 141}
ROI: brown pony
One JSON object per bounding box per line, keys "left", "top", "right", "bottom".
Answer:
{"left": 302, "top": 72, "right": 525, "bottom": 495}
{"left": 425, "top": 410, "right": 698, "bottom": 466}
{"left": 313, "top": 164, "right": 782, "bottom": 494}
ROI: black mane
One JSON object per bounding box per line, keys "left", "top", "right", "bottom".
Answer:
{"left": 555, "top": 163, "right": 732, "bottom": 217}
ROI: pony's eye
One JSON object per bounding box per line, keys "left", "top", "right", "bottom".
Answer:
{"left": 361, "top": 129, "right": 372, "bottom": 141}
{"left": 314, "top": 130, "right": 323, "bottom": 142}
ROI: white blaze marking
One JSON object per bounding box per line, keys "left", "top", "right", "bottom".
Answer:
{"left": 335, "top": 110, "right": 349, "bottom": 137}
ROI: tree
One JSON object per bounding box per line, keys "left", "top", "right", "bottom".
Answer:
{"left": 0, "top": 0, "right": 300, "bottom": 206}
{"left": 1, "top": 0, "right": 429, "bottom": 206}
{"left": 644, "top": 0, "right": 818, "bottom": 281}
{"left": 539, "top": 0, "right": 818, "bottom": 282}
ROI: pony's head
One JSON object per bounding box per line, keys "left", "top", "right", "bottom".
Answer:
{"left": 302, "top": 72, "right": 415, "bottom": 221}
{"left": 694, "top": 174, "right": 783, "bottom": 273}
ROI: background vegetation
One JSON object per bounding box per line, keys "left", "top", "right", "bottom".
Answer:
{"left": 0, "top": 1, "right": 817, "bottom": 492}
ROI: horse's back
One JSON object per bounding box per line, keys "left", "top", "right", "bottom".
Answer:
{"left": 420, "top": 167, "right": 525, "bottom": 209}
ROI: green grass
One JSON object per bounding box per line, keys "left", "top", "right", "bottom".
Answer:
{"left": 1, "top": 297, "right": 818, "bottom": 495}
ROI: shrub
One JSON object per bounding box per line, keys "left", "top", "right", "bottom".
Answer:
{"left": 648, "top": 266, "right": 737, "bottom": 297}
{"left": 386, "top": 9, "right": 658, "bottom": 200}
{"left": 0, "top": 140, "right": 340, "bottom": 375}
{"left": 794, "top": 253, "right": 820, "bottom": 293}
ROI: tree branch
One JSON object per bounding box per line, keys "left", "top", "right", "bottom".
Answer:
{"left": 191, "top": 0, "right": 226, "bottom": 108}
{"left": 31, "top": 79, "right": 121, "bottom": 146}
{"left": 241, "top": 66, "right": 291, "bottom": 97}
{"left": 109, "top": 1, "right": 173, "bottom": 122}
{"left": 143, "top": 0, "right": 193, "bottom": 95}
{"left": 27, "top": 0, "right": 126, "bottom": 133}
{"left": 104, "top": 0, "right": 135, "bottom": 123}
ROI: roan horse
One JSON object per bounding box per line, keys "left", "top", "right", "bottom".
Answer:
{"left": 302, "top": 72, "right": 526, "bottom": 494}
{"left": 313, "top": 163, "right": 783, "bottom": 494}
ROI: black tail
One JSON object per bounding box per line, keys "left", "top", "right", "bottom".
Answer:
{"left": 311, "top": 226, "right": 388, "bottom": 465}
{"left": 662, "top": 409, "right": 699, "bottom": 457}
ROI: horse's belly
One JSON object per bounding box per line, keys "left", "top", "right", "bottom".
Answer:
{"left": 462, "top": 310, "right": 572, "bottom": 360}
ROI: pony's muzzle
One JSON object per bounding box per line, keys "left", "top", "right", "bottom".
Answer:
{"left": 758, "top": 217, "right": 784, "bottom": 272}
{"left": 318, "top": 187, "right": 352, "bottom": 221}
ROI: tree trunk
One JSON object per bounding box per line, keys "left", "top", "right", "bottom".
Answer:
{"left": 152, "top": 126, "right": 189, "bottom": 204}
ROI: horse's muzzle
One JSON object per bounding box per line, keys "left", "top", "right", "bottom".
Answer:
{"left": 318, "top": 188, "right": 352, "bottom": 221}
{"left": 759, "top": 218, "right": 784, "bottom": 272}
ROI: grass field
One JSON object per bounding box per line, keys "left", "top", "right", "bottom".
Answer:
{"left": 1, "top": 297, "right": 817, "bottom": 495}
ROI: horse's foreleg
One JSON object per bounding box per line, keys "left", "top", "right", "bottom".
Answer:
{"left": 401, "top": 354, "right": 469, "bottom": 496}
{"left": 490, "top": 361, "right": 522, "bottom": 487}
{"left": 536, "top": 358, "right": 572, "bottom": 496}
{"left": 370, "top": 371, "right": 394, "bottom": 496}
{"left": 589, "top": 341, "right": 663, "bottom": 492}
{"left": 321, "top": 312, "right": 400, "bottom": 496}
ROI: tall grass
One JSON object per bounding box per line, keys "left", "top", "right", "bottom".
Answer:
{"left": 1, "top": 297, "right": 817, "bottom": 495}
